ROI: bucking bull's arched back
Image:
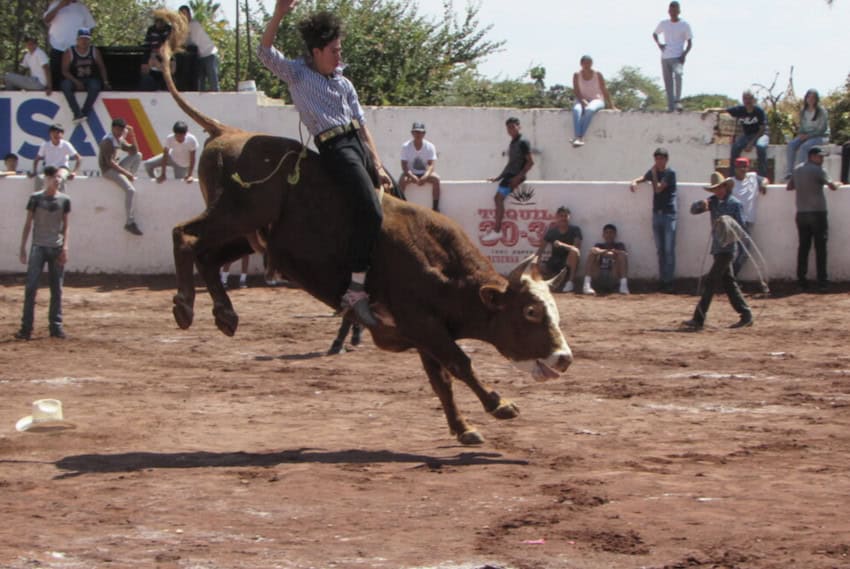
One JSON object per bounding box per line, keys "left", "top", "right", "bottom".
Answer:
{"left": 158, "top": 20, "right": 572, "bottom": 444}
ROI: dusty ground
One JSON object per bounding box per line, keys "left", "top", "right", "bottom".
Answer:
{"left": 1, "top": 275, "right": 849, "bottom": 569}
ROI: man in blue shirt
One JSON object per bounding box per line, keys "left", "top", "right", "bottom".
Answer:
{"left": 682, "top": 173, "right": 752, "bottom": 330}
{"left": 630, "top": 147, "right": 677, "bottom": 292}
{"left": 259, "top": 0, "right": 392, "bottom": 328}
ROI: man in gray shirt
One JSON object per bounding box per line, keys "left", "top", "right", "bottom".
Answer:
{"left": 786, "top": 146, "right": 842, "bottom": 290}
{"left": 16, "top": 165, "right": 71, "bottom": 340}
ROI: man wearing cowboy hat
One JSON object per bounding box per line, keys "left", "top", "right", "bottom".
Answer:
{"left": 682, "top": 172, "right": 752, "bottom": 330}
{"left": 786, "top": 145, "right": 842, "bottom": 291}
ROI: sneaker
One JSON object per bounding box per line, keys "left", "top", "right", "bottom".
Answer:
{"left": 573, "top": 138, "right": 585, "bottom": 147}
{"left": 239, "top": 278, "right": 248, "bottom": 289}
{"left": 340, "top": 284, "right": 378, "bottom": 328}
{"left": 562, "top": 281, "right": 574, "bottom": 293}
{"left": 72, "top": 115, "right": 87, "bottom": 125}
{"left": 50, "top": 328, "right": 66, "bottom": 339}
{"left": 582, "top": 283, "right": 596, "bottom": 295}
{"left": 14, "top": 329, "right": 31, "bottom": 340}
{"left": 681, "top": 319, "right": 703, "bottom": 330}
{"left": 729, "top": 314, "right": 753, "bottom": 329}
{"left": 619, "top": 281, "right": 630, "bottom": 295}
{"left": 124, "top": 222, "right": 143, "bottom": 236}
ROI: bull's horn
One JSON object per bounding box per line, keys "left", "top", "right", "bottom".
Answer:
{"left": 543, "top": 265, "right": 570, "bottom": 291}
{"left": 507, "top": 254, "right": 538, "bottom": 282}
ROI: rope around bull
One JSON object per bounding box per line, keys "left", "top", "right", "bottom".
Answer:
{"left": 231, "top": 122, "right": 311, "bottom": 188}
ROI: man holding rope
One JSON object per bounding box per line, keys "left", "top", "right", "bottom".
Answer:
{"left": 258, "top": 0, "right": 392, "bottom": 328}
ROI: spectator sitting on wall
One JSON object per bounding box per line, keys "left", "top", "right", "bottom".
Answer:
{"left": 31, "top": 123, "right": 81, "bottom": 192}
{"left": 179, "top": 5, "right": 220, "bottom": 91}
{"left": 582, "top": 223, "right": 629, "bottom": 295}
{"left": 399, "top": 122, "right": 441, "bottom": 211}
{"left": 4, "top": 36, "right": 53, "bottom": 94}
{"left": 536, "top": 206, "right": 582, "bottom": 293}
{"left": 43, "top": 0, "right": 96, "bottom": 91}
{"left": 140, "top": 11, "right": 174, "bottom": 91}
{"left": 99, "top": 118, "right": 143, "bottom": 236}
{"left": 784, "top": 89, "right": 830, "bottom": 182}
{"left": 482, "top": 116, "right": 534, "bottom": 240}
{"left": 570, "top": 55, "right": 616, "bottom": 147}
{"left": 61, "top": 28, "right": 110, "bottom": 123}
{"left": 2, "top": 153, "right": 24, "bottom": 176}
{"left": 143, "top": 121, "right": 198, "bottom": 183}
{"left": 702, "top": 90, "right": 769, "bottom": 178}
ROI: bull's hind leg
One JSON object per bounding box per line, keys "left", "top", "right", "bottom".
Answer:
{"left": 418, "top": 351, "right": 484, "bottom": 445}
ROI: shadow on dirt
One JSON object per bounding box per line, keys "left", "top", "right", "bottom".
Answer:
{"left": 52, "top": 448, "right": 529, "bottom": 478}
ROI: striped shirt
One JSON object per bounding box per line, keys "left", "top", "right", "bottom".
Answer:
{"left": 257, "top": 45, "right": 366, "bottom": 137}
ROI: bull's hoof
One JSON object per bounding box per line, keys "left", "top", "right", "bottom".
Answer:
{"left": 327, "top": 340, "right": 344, "bottom": 355}
{"left": 213, "top": 305, "right": 238, "bottom": 337}
{"left": 172, "top": 294, "right": 194, "bottom": 329}
{"left": 458, "top": 430, "right": 485, "bottom": 445}
{"left": 490, "top": 399, "right": 520, "bottom": 420}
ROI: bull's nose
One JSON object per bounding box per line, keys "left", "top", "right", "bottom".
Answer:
{"left": 554, "top": 351, "right": 572, "bottom": 371}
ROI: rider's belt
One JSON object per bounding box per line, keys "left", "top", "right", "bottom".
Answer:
{"left": 316, "top": 119, "right": 361, "bottom": 144}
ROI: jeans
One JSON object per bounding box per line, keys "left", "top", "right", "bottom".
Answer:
{"left": 652, "top": 211, "right": 677, "bottom": 285}
{"left": 21, "top": 245, "right": 64, "bottom": 334}
{"left": 144, "top": 154, "right": 189, "bottom": 179}
{"left": 4, "top": 72, "right": 46, "bottom": 91}
{"left": 571, "top": 99, "right": 605, "bottom": 138}
{"left": 60, "top": 77, "right": 102, "bottom": 119}
{"left": 785, "top": 136, "right": 827, "bottom": 179}
{"left": 796, "top": 211, "right": 828, "bottom": 283}
{"left": 198, "top": 53, "right": 220, "bottom": 91}
{"left": 317, "top": 130, "right": 383, "bottom": 273}
{"left": 103, "top": 153, "right": 142, "bottom": 224}
{"left": 661, "top": 57, "right": 684, "bottom": 111}
{"left": 692, "top": 253, "right": 750, "bottom": 324}
{"left": 731, "top": 134, "right": 769, "bottom": 178}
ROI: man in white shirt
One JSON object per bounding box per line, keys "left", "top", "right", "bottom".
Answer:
{"left": 399, "top": 122, "right": 441, "bottom": 211}
{"left": 179, "top": 5, "right": 220, "bottom": 91}
{"left": 143, "top": 121, "right": 198, "bottom": 183}
{"left": 729, "top": 157, "right": 768, "bottom": 279}
{"left": 4, "top": 37, "right": 53, "bottom": 93}
{"left": 652, "top": 1, "right": 692, "bottom": 112}
{"left": 31, "top": 123, "right": 81, "bottom": 192}
{"left": 43, "top": 0, "right": 96, "bottom": 90}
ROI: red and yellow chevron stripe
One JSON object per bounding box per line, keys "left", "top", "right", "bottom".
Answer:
{"left": 102, "top": 98, "right": 163, "bottom": 158}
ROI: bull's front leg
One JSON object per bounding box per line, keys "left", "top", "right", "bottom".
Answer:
{"left": 418, "top": 351, "right": 483, "bottom": 445}
{"left": 197, "top": 240, "right": 253, "bottom": 337}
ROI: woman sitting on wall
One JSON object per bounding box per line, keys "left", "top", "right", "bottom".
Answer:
{"left": 570, "top": 55, "right": 617, "bottom": 148}
{"left": 784, "top": 88, "right": 830, "bottom": 181}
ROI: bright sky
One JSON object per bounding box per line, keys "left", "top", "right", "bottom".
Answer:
{"left": 187, "top": 0, "right": 850, "bottom": 101}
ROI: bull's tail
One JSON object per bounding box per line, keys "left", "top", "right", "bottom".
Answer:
{"left": 159, "top": 11, "right": 231, "bottom": 140}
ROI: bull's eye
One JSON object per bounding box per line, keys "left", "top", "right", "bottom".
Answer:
{"left": 524, "top": 304, "right": 543, "bottom": 323}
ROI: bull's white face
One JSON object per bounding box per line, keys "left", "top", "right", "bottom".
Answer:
{"left": 509, "top": 274, "right": 573, "bottom": 381}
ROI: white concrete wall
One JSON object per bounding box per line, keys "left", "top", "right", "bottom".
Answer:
{"left": 3, "top": 175, "right": 850, "bottom": 281}
{"left": 2, "top": 91, "right": 841, "bottom": 183}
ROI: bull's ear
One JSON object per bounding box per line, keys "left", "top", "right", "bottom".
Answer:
{"left": 480, "top": 281, "right": 508, "bottom": 311}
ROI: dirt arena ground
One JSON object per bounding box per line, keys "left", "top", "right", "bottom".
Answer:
{"left": 1, "top": 275, "right": 849, "bottom": 569}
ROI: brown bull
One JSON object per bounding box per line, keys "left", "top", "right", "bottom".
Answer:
{"left": 162, "top": 44, "right": 572, "bottom": 445}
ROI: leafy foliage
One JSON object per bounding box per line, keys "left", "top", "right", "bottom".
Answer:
{"left": 679, "top": 94, "right": 737, "bottom": 111}
{"left": 824, "top": 75, "right": 850, "bottom": 145}
{"left": 606, "top": 66, "right": 666, "bottom": 111}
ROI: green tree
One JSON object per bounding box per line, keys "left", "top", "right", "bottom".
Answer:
{"left": 679, "top": 94, "right": 737, "bottom": 111}
{"left": 825, "top": 75, "right": 850, "bottom": 145}
{"left": 262, "top": 0, "right": 502, "bottom": 105}
{"left": 606, "top": 66, "right": 666, "bottom": 111}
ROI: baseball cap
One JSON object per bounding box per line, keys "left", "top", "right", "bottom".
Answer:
{"left": 411, "top": 122, "right": 426, "bottom": 132}
{"left": 77, "top": 28, "right": 92, "bottom": 39}
{"left": 734, "top": 157, "right": 750, "bottom": 167}
{"left": 48, "top": 123, "right": 64, "bottom": 133}
{"left": 808, "top": 146, "right": 828, "bottom": 157}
